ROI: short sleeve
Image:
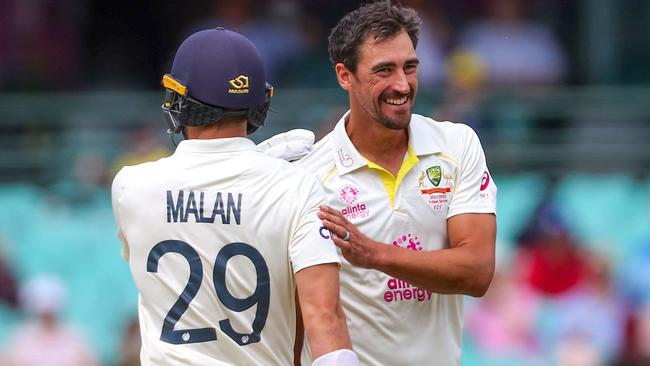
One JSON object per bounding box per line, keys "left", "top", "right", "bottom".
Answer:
{"left": 111, "top": 167, "right": 130, "bottom": 261}
{"left": 447, "top": 126, "right": 497, "bottom": 218}
{"left": 289, "top": 174, "right": 340, "bottom": 273}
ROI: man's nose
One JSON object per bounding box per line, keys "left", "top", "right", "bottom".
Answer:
{"left": 392, "top": 70, "right": 410, "bottom": 94}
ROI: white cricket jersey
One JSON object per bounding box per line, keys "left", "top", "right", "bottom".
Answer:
{"left": 111, "top": 137, "right": 339, "bottom": 366}
{"left": 298, "top": 113, "right": 497, "bottom": 366}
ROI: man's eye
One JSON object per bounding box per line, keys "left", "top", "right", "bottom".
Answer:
{"left": 405, "top": 64, "right": 418, "bottom": 73}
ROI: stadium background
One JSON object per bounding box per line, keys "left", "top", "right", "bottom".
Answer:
{"left": 1, "top": 0, "right": 649, "bottom": 365}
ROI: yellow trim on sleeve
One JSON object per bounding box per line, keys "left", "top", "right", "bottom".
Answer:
{"left": 366, "top": 146, "right": 419, "bottom": 208}
{"left": 321, "top": 166, "right": 338, "bottom": 186}
{"left": 433, "top": 152, "right": 458, "bottom": 165}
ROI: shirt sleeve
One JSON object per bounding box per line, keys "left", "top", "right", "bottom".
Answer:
{"left": 111, "top": 167, "right": 130, "bottom": 261}
{"left": 289, "top": 174, "right": 340, "bottom": 273}
{"left": 447, "top": 125, "right": 497, "bottom": 218}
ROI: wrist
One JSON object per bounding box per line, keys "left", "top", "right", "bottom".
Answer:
{"left": 372, "top": 240, "right": 391, "bottom": 269}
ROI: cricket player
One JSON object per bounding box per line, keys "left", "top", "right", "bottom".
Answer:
{"left": 111, "top": 28, "right": 357, "bottom": 366}
{"left": 298, "top": 2, "right": 497, "bottom": 365}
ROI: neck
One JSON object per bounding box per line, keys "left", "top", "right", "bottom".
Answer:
{"left": 184, "top": 117, "right": 247, "bottom": 139}
{"left": 346, "top": 110, "right": 409, "bottom": 176}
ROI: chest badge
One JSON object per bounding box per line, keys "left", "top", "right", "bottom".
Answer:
{"left": 426, "top": 166, "right": 441, "bottom": 186}
{"left": 418, "top": 165, "right": 454, "bottom": 212}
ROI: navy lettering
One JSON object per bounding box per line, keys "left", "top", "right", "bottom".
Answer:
{"left": 167, "top": 190, "right": 242, "bottom": 225}
{"left": 167, "top": 190, "right": 184, "bottom": 222}
{"left": 183, "top": 191, "right": 199, "bottom": 223}
{"left": 227, "top": 193, "right": 242, "bottom": 225}
{"left": 198, "top": 192, "right": 215, "bottom": 223}
{"left": 212, "top": 193, "right": 226, "bottom": 224}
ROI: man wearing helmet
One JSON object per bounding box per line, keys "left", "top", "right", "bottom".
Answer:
{"left": 111, "top": 28, "right": 357, "bottom": 366}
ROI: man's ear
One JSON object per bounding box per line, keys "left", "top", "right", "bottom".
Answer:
{"left": 335, "top": 63, "right": 353, "bottom": 92}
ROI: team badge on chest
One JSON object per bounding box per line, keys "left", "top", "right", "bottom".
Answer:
{"left": 417, "top": 165, "right": 454, "bottom": 212}
{"left": 426, "top": 166, "right": 441, "bottom": 186}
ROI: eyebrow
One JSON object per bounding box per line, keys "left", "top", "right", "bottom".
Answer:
{"left": 405, "top": 58, "right": 420, "bottom": 66}
{"left": 371, "top": 61, "right": 395, "bottom": 72}
{"left": 371, "top": 58, "right": 420, "bottom": 72}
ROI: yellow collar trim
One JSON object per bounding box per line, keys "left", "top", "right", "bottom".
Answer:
{"left": 366, "top": 146, "right": 419, "bottom": 208}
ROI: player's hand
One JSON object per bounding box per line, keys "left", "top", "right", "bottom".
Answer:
{"left": 256, "top": 129, "right": 315, "bottom": 162}
{"left": 318, "top": 205, "right": 383, "bottom": 269}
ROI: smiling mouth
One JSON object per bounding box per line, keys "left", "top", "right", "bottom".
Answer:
{"left": 384, "top": 95, "right": 408, "bottom": 106}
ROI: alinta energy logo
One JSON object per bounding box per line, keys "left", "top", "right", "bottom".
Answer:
{"left": 392, "top": 233, "right": 422, "bottom": 251}
{"left": 384, "top": 232, "right": 432, "bottom": 302}
{"left": 338, "top": 184, "right": 368, "bottom": 219}
{"left": 228, "top": 75, "right": 249, "bottom": 94}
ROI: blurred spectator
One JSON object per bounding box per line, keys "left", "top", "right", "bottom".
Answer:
{"left": 0, "top": 274, "right": 99, "bottom": 366}
{"left": 431, "top": 50, "right": 487, "bottom": 132}
{"left": 458, "top": 0, "right": 567, "bottom": 86}
{"left": 553, "top": 333, "right": 603, "bottom": 366}
{"left": 111, "top": 127, "right": 171, "bottom": 178}
{"left": 618, "top": 238, "right": 650, "bottom": 307}
{"left": 116, "top": 316, "right": 141, "bottom": 366}
{"left": 190, "top": 0, "right": 310, "bottom": 84}
{"left": 1, "top": 0, "right": 81, "bottom": 91}
{"left": 545, "top": 256, "right": 626, "bottom": 365}
{"left": 0, "top": 245, "right": 17, "bottom": 309}
{"left": 49, "top": 152, "right": 112, "bottom": 208}
{"left": 401, "top": 0, "right": 451, "bottom": 87}
{"left": 618, "top": 238, "right": 650, "bottom": 365}
{"left": 620, "top": 301, "right": 650, "bottom": 365}
{"left": 465, "top": 268, "right": 542, "bottom": 359}
{"left": 515, "top": 200, "right": 590, "bottom": 297}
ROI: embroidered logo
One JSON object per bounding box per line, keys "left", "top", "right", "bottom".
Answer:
{"left": 338, "top": 184, "right": 368, "bottom": 219}
{"left": 426, "top": 166, "right": 441, "bottom": 186}
{"left": 339, "top": 185, "right": 359, "bottom": 205}
{"left": 337, "top": 149, "right": 354, "bottom": 167}
{"left": 418, "top": 165, "right": 454, "bottom": 212}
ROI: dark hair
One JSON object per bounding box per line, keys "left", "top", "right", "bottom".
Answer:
{"left": 328, "top": 0, "right": 421, "bottom": 72}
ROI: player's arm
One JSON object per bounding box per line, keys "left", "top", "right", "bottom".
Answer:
{"left": 293, "top": 292, "right": 304, "bottom": 366}
{"left": 320, "top": 207, "right": 495, "bottom": 296}
{"left": 295, "top": 263, "right": 357, "bottom": 365}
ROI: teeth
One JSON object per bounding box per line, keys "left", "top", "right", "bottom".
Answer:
{"left": 385, "top": 96, "right": 408, "bottom": 105}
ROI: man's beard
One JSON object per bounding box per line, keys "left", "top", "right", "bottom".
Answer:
{"left": 375, "top": 110, "right": 411, "bottom": 130}
{"left": 372, "top": 98, "right": 412, "bottom": 130}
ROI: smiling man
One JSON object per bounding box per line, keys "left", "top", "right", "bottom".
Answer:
{"left": 297, "top": 1, "right": 498, "bottom": 365}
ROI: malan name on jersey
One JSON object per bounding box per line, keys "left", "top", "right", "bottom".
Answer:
{"left": 166, "top": 190, "right": 242, "bottom": 225}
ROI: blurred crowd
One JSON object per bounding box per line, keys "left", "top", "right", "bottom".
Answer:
{"left": 0, "top": 0, "right": 575, "bottom": 92}
{"left": 465, "top": 194, "right": 650, "bottom": 366}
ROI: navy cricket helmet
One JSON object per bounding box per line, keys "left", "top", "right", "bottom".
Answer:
{"left": 161, "top": 28, "right": 274, "bottom": 135}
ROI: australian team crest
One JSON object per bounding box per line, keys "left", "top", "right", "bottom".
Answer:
{"left": 426, "top": 166, "right": 441, "bottom": 187}
{"left": 418, "top": 164, "right": 453, "bottom": 213}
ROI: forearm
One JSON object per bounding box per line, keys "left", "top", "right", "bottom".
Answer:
{"left": 302, "top": 303, "right": 352, "bottom": 359}
{"left": 321, "top": 206, "right": 496, "bottom": 297}
{"left": 295, "top": 263, "right": 353, "bottom": 361}
{"left": 374, "top": 243, "right": 494, "bottom": 296}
